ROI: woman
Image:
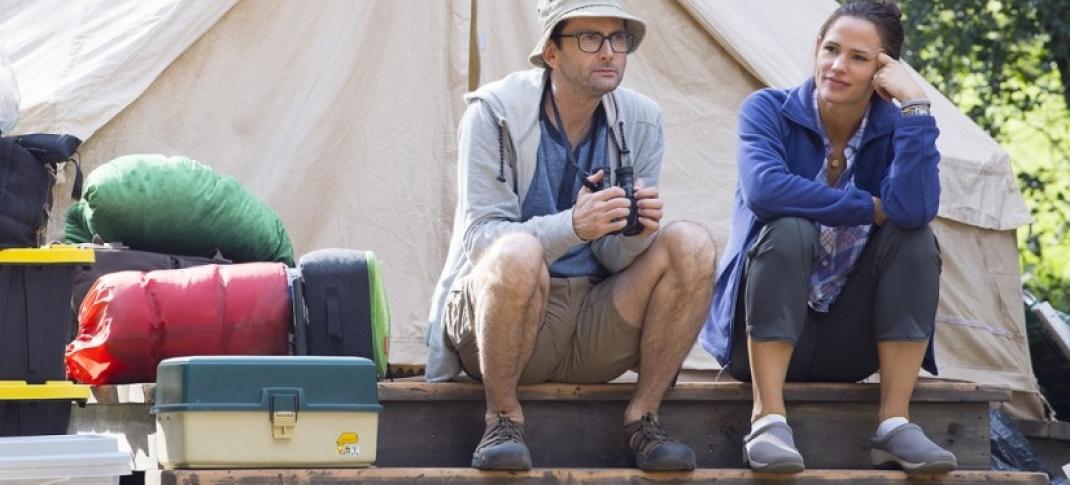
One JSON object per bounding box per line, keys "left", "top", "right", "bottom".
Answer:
{"left": 701, "top": 0, "right": 955, "bottom": 474}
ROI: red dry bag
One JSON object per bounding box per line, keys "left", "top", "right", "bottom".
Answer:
{"left": 65, "top": 262, "right": 290, "bottom": 384}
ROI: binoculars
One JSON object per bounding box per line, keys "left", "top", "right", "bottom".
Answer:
{"left": 587, "top": 166, "right": 642, "bottom": 237}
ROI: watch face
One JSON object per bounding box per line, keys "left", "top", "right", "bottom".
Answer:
{"left": 901, "top": 105, "right": 931, "bottom": 117}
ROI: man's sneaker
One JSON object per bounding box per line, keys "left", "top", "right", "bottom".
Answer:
{"left": 870, "top": 423, "right": 957, "bottom": 473}
{"left": 471, "top": 413, "right": 532, "bottom": 470}
{"left": 742, "top": 420, "right": 805, "bottom": 473}
{"left": 624, "top": 413, "right": 696, "bottom": 471}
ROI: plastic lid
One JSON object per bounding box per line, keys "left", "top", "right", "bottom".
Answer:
{"left": 0, "top": 435, "right": 132, "bottom": 479}
{"left": 0, "top": 246, "right": 95, "bottom": 264}
{"left": 0, "top": 381, "right": 90, "bottom": 401}
{"left": 153, "top": 356, "right": 382, "bottom": 414}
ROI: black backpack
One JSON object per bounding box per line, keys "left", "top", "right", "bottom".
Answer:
{"left": 0, "top": 134, "right": 82, "bottom": 248}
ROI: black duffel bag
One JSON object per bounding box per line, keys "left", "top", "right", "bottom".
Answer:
{"left": 0, "top": 134, "right": 82, "bottom": 248}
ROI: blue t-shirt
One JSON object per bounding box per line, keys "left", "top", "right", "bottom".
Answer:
{"left": 521, "top": 105, "right": 610, "bottom": 279}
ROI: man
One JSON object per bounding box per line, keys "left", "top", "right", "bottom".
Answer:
{"left": 425, "top": 0, "right": 717, "bottom": 472}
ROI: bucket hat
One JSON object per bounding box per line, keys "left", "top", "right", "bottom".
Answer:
{"left": 528, "top": 0, "right": 646, "bottom": 68}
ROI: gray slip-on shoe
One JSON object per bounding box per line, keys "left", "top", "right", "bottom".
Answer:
{"left": 471, "top": 413, "right": 532, "bottom": 471}
{"left": 870, "top": 423, "right": 957, "bottom": 473}
{"left": 743, "top": 420, "right": 805, "bottom": 474}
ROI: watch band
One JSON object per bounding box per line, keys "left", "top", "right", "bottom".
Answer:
{"left": 900, "top": 97, "right": 932, "bottom": 109}
{"left": 901, "top": 104, "right": 931, "bottom": 117}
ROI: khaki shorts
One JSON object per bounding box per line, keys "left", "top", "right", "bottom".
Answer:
{"left": 444, "top": 275, "right": 640, "bottom": 384}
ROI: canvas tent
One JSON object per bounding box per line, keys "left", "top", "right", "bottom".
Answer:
{"left": 0, "top": 0, "right": 1045, "bottom": 419}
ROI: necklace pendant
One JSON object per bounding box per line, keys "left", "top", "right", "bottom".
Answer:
{"left": 829, "top": 158, "right": 843, "bottom": 170}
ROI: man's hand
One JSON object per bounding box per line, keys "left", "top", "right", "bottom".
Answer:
{"left": 573, "top": 170, "right": 631, "bottom": 241}
{"left": 634, "top": 179, "right": 663, "bottom": 237}
{"left": 873, "top": 196, "right": 888, "bottom": 226}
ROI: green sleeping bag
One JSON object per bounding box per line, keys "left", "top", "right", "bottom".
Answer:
{"left": 64, "top": 200, "right": 94, "bottom": 244}
{"left": 64, "top": 155, "right": 293, "bottom": 265}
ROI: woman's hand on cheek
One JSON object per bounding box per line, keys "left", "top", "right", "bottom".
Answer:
{"left": 873, "top": 52, "right": 926, "bottom": 103}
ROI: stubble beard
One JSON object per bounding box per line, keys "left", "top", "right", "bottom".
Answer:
{"left": 554, "top": 55, "right": 623, "bottom": 100}
{"left": 585, "top": 65, "right": 622, "bottom": 98}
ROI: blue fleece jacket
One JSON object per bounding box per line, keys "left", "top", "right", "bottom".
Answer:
{"left": 701, "top": 77, "right": 941, "bottom": 374}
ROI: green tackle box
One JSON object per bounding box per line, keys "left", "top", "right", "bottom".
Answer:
{"left": 152, "top": 356, "right": 382, "bottom": 469}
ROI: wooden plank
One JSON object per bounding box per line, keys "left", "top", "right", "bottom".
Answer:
{"left": 377, "top": 381, "right": 1011, "bottom": 403}
{"left": 1029, "top": 437, "right": 1070, "bottom": 479}
{"left": 147, "top": 468, "right": 1048, "bottom": 485}
{"left": 377, "top": 400, "right": 992, "bottom": 469}
{"left": 90, "top": 381, "right": 1011, "bottom": 404}
{"left": 1017, "top": 419, "right": 1070, "bottom": 479}
{"left": 1015, "top": 419, "right": 1070, "bottom": 441}
{"left": 88, "top": 383, "right": 155, "bottom": 404}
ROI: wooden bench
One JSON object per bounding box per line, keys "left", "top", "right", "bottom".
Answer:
{"left": 376, "top": 380, "right": 1003, "bottom": 469}
{"left": 74, "top": 379, "right": 1008, "bottom": 473}
{"left": 146, "top": 468, "right": 1048, "bottom": 484}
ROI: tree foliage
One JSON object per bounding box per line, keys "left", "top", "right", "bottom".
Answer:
{"left": 896, "top": 0, "right": 1070, "bottom": 308}
{"left": 899, "top": 0, "right": 1069, "bottom": 136}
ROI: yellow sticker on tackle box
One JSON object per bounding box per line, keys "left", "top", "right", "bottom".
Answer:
{"left": 336, "top": 432, "right": 360, "bottom": 457}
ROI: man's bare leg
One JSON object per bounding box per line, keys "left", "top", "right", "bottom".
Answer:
{"left": 612, "top": 221, "right": 717, "bottom": 422}
{"left": 468, "top": 233, "right": 549, "bottom": 471}
{"left": 610, "top": 222, "right": 716, "bottom": 471}
{"left": 471, "top": 233, "right": 550, "bottom": 424}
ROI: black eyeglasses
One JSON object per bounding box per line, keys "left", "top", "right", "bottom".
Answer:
{"left": 554, "top": 31, "right": 635, "bottom": 54}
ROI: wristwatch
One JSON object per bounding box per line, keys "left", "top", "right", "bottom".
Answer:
{"left": 900, "top": 98, "right": 932, "bottom": 117}
{"left": 901, "top": 104, "right": 931, "bottom": 117}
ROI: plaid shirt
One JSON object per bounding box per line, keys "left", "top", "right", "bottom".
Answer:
{"left": 808, "top": 90, "right": 873, "bottom": 312}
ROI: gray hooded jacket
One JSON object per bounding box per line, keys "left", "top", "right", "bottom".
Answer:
{"left": 425, "top": 68, "right": 664, "bottom": 382}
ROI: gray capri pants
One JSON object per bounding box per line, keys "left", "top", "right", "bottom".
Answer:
{"left": 728, "top": 216, "right": 941, "bottom": 383}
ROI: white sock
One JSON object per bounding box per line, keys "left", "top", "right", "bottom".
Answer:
{"left": 751, "top": 414, "right": 787, "bottom": 432}
{"left": 747, "top": 414, "right": 788, "bottom": 453}
{"left": 876, "top": 416, "right": 909, "bottom": 439}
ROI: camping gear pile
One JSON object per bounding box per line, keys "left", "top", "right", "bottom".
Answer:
{"left": 61, "top": 154, "right": 391, "bottom": 385}
{"left": 1, "top": 137, "right": 391, "bottom": 450}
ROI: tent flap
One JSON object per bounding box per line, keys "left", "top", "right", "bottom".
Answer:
{"left": 0, "top": 0, "right": 236, "bottom": 140}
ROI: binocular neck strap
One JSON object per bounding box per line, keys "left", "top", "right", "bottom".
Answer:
{"left": 70, "top": 157, "right": 84, "bottom": 200}
{"left": 545, "top": 80, "right": 607, "bottom": 200}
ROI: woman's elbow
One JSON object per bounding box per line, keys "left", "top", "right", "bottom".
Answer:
{"left": 744, "top": 196, "right": 776, "bottom": 221}
{"left": 742, "top": 186, "right": 783, "bottom": 220}
{"left": 885, "top": 201, "right": 937, "bottom": 229}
